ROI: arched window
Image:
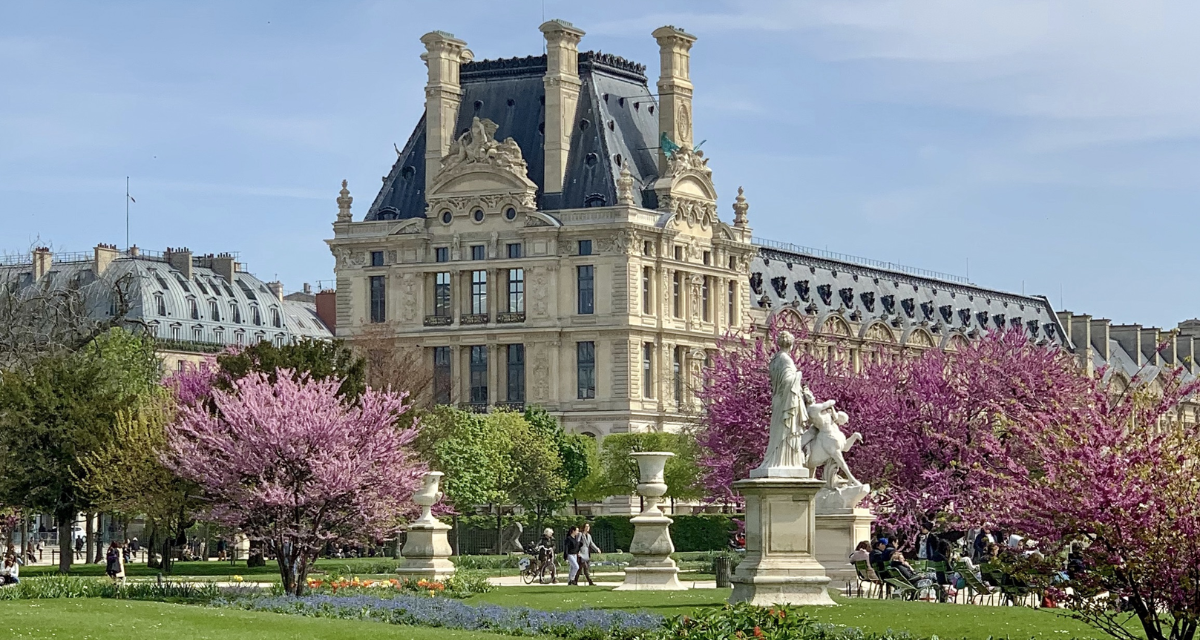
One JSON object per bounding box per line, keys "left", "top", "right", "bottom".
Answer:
{"left": 271, "top": 307, "right": 282, "bottom": 328}
{"left": 209, "top": 300, "right": 220, "bottom": 322}
{"left": 189, "top": 298, "right": 199, "bottom": 320}
{"left": 155, "top": 294, "right": 166, "bottom": 316}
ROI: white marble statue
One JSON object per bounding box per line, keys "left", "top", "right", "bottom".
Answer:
{"left": 801, "top": 401, "right": 863, "bottom": 489}
{"left": 752, "top": 331, "right": 809, "bottom": 477}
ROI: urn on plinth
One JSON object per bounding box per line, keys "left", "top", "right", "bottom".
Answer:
{"left": 398, "top": 471, "right": 456, "bottom": 582}
{"left": 616, "top": 452, "right": 686, "bottom": 590}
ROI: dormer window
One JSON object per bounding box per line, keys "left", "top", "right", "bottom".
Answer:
{"left": 189, "top": 298, "right": 199, "bottom": 320}
{"left": 271, "top": 307, "right": 282, "bottom": 328}
{"left": 252, "top": 306, "right": 262, "bottom": 326}
{"left": 209, "top": 300, "right": 221, "bottom": 322}
{"left": 231, "top": 303, "right": 242, "bottom": 324}
{"left": 155, "top": 294, "right": 166, "bottom": 316}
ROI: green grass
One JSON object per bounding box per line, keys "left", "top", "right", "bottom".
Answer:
{"left": 465, "top": 587, "right": 1112, "bottom": 639}
{"left": 0, "top": 598, "right": 509, "bottom": 640}
{"left": 21, "top": 557, "right": 402, "bottom": 582}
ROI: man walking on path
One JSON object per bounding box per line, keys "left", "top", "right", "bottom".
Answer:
{"left": 563, "top": 526, "right": 582, "bottom": 585}
{"left": 577, "top": 523, "right": 601, "bottom": 586}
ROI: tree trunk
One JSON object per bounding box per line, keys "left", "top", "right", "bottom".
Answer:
{"left": 56, "top": 512, "right": 73, "bottom": 573}
{"left": 275, "top": 541, "right": 310, "bottom": 596}
{"left": 495, "top": 508, "right": 503, "bottom": 555}
{"left": 93, "top": 513, "right": 105, "bottom": 564}
{"left": 452, "top": 514, "right": 460, "bottom": 556}
{"left": 202, "top": 523, "right": 210, "bottom": 561}
{"left": 85, "top": 513, "right": 94, "bottom": 563}
{"left": 160, "top": 535, "right": 173, "bottom": 574}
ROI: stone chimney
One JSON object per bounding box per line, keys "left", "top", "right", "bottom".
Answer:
{"left": 166, "top": 246, "right": 193, "bottom": 279}
{"left": 212, "top": 253, "right": 236, "bottom": 284}
{"left": 540, "top": 19, "right": 585, "bottom": 196}
{"left": 1089, "top": 317, "right": 1111, "bottom": 363}
{"left": 267, "top": 281, "right": 284, "bottom": 302}
{"left": 315, "top": 289, "right": 337, "bottom": 334}
{"left": 303, "top": 282, "right": 312, "bottom": 295}
{"left": 93, "top": 243, "right": 120, "bottom": 277}
{"left": 1110, "top": 324, "right": 1142, "bottom": 366}
{"left": 421, "top": 31, "right": 471, "bottom": 196}
{"left": 652, "top": 25, "right": 697, "bottom": 172}
{"left": 31, "top": 247, "right": 52, "bottom": 280}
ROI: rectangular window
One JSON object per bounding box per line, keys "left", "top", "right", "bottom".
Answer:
{"left": 507, "top": 243, "right": 522, "bottom": 259}
{"left": 702, "top": 276, "right": 710, "bottom": 322}
{"left": 577, "top": 341, "right": 596, "bottom": 399}
{"left": 674, "top": 246, "right": 683, "bottom": 261}
{"left": 370, "top": 251, "right": 384, "bottom": 267}
{"left": 728, "top": 256, "right": 736, "bottom": 270}
{"left": 471, "top": 270, "right": 487, "bottom": 315}
{"left": 644, "top": 240, "right": 653, "bottom": 255}
{"left": 673, "top": 346, "right": 683, "bottom": 409}
{"left": 171, "top": 326, "right": 180, "bottom": 341}
{"left": 642, "top": 267, "right": 653, "bottom": 314}
{"left": 471, "top": 245, "right": 486, "bottom": 261}
{"left": 727, "top": 281, "right": 737, "bottom": 325}
{"left": 469, "top": 345, "right": 488, "bottom": 405}
{"left": 369, "top": 275, "right": 386, "bottom": 323}
{"left": 434, "top": 272, "right": 451, "bottom": 317}
{"left": 507, "top": 268, "right": 524, "bottom": 313}
{"left": 577, "top": 265, "right": 594, "bottom": 314}
{"left": 703, "top": 250, "right": 711, "bottom": 266}
{"left": 506, "top": 344, "right": 525, "bottom": 403}
{"left": 435, "top": 247, "right": 449, "bottom": 263}
{"left": 433, "top": 347, "right": 451, "bottom": 405}
{"left": 192, "top": 327, "right": 202, "bottom": 342}
{"left": 643, "top": 343, "right": 654, "bottom": 398}
{"left": 673, "top": 271, "right": 682, "bottom": 317}
{"left": 578, "top": 240, "right": 592, "bottom": 256}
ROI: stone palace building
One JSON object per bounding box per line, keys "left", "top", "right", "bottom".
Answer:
{"left": 327, "top": 20, "right": 1200, "bottom": 437}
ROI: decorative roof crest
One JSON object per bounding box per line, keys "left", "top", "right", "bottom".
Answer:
{"left": 336, "top": 179, "right": 353, "bottom": 223}
{"left": 441, "top": 117, "right": 530, "bottom": 179}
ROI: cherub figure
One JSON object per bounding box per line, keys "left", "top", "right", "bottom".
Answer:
{"left": 801, "top": 398, "right": 864, "bottom": 489}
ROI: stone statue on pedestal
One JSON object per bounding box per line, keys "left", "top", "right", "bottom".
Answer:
{"left": 751, "top": 331, "right": 811, "bottom": 478}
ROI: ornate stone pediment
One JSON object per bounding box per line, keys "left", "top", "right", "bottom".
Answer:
{"left": 427, "top": 117, "right": 538, "bottom": 213}
{"left": 654, "top": 146, "right": 719, "bottom": 229}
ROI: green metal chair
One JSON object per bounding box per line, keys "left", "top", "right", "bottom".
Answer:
{"left": 853, "top": 560, "right": 883, "bottom": 598}
{"left": 879, "top": 566, "right": 919, "bottom": 601}
{"left": 954, "top": 560, "right": 996, "bottom": 605}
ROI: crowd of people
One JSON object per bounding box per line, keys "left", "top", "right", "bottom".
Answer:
{"left": 850, "top": 524, "right": 1085, "bottom": 605}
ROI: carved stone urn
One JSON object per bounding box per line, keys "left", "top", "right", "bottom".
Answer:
{"left": 616, "top": 452, "right": 686, "bottom": 590}
{"left": 398, "top": 471, "right": 455, "bottom": 581}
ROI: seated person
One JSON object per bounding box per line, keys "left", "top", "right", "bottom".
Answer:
{"left": 891, "top": 552, "right": 935, "bottom": 588}
{"left": 0, "top": 554, "right": 18, "bottom": 586}
{"left": 849, "top": 541, "right": 871, "bottom": 564}
{"left": 869, "top": 539, "right": 889, "bottom": 571}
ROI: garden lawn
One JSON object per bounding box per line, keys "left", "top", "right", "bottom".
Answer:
{"left": 465, "top": 587, "right": 1116, "bottom": 639}
{"left": 0, "top": 598, "right": 509, "bottom": 640}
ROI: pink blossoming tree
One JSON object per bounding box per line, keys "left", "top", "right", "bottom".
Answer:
{"left": 164, "top": 370, "right": 424, "bottom": 595}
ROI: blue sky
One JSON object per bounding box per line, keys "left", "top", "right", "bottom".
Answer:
{"left": 3, "top": 1, "right": 1198, "bottom": 327}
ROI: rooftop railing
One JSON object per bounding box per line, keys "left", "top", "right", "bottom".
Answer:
{"left": 752, "top": 237, "right": 970, "bottom": 285}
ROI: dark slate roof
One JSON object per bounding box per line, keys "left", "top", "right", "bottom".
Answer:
{"left": 749, "top": 243, "right": 1068, "bottom": 346}
{"left": 365, "top": 52, "right": 660, "bottom": 220}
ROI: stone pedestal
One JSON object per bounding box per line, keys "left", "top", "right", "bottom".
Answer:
{"left": 616, "top": 452, "right": 686, "bottom": 590}
{"left": 398, "top": 472, "right": 455, "bottom": 582}
{"left": 729, "top": 477, "right": 835, "bottom": 606}
{"left": 815, "top": 508, "right": 874, "bottom": 585}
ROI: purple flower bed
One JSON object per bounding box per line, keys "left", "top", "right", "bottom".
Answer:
{"left": 213, "top": 593, "right": 662, "bottom": 638}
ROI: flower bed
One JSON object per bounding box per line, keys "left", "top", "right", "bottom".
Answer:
{"left": 214, "top": 593, "right": 662, "bottom": 639}
{"left": 304, "top": 572, "right": 490, "bottom": 598}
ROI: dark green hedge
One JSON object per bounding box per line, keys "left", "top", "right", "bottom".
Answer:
{"left": 449, "top": 513, "right": 738, "bottom": 554}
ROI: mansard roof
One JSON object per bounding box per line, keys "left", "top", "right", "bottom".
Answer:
{"left": 366, "top": 52, "right": 660, "bottom": 221}
{"left": 749, "top": 241, "right": 1067, "bottom": 347}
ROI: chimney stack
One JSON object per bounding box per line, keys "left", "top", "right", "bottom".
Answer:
{"left": 421, "top": 31, "right": 471, "bottom": 197}
{"left": 32, "top": 247, "right": 52, "bottom": 281}
{"left": 213, "top": 253, "right": 236, "bottom": 284}
{"left": 540, "top": 19, "right": 585, "bottom": 197}
{"left": 166, "top": 246, "right": 193, "bottom": 279}
{"left": 267, "top": 281, "right": 284, "bottom": 302}
{"left": 652, "top": 25, "right": 697, "bottom": 172}
{"left": 93, "top": 243, "right": 120, "bottom": 277}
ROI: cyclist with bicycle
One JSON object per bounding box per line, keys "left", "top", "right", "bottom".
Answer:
{"left": 534, "top": 528, "right": 557, "bottom": 583}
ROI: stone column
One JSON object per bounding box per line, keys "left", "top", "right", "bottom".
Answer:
{"left": 729, "top": 477, "right": 835, "bottom": 606}
{"left": 398, "top": 472, "right": 455, "bottom": 582}
{"left": 616, "top": 452, "right": 686, "bottom": 590}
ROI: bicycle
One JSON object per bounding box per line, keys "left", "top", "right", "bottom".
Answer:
{"left": 519, "top": 546, "right": 556, "bottom": 584}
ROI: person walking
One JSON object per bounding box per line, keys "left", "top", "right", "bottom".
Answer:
{"left": 563, "top": 526, "right": 582, "bottom": 586}
{"left": 576, "top": 523, "right": 601, "bottom": 586}
{"left": 105, "top": 541, "right": 126, "bottom": 585}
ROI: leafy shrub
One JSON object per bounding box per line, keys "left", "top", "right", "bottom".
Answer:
{"left": 451, "top": 514, "right": 739, "bottom": 554}
{"left": 215, "top": 593, "right": 661, "bottom": 639}
{"left": 0, "top": 576, "right": 117, "bottom": 600}
{"left": 444, "top": 570, "right": 492, "bottom": 595}
{"left": 653, "top": 603, "right": 813, "bottom": 640}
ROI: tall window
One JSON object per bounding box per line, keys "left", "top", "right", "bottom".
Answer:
{"left": 231, "top": 303, "right": 242, "bottom": 324}
{"left": 577, "top": 265, "right": 594, "bottom": 314}
{"left": 643, "top": 343, "right": 654, "bottom": 398}
{"left": 271, "top": 307, "right": 282, "bottom": 328}
{"left": 370, "top": 251, "right": 384, "bottom": 267}
{"left": 209, "top": 300, "right": 220, "bottom": 321}
{"left": 155, "top": 294, "right": 166, "bottom": 316}
{"left": 674, "top": 246, "right": 683, "bottom": 261}
{"left": 471, "top": 245, "right": 486, "bottom": 261}
{"left": 727, "top": 281, "right": 737, "bottom": 325}
{"left": 507, "top": 268, "right": 524, "bottom": 313}
{"left": 672, "top": 272, "right": 683, "bottom": 317}
{"left": 642, "top": 267, "right": 652, "bottom": 314}
{"left": 507, "top": 243, "right": 522, "bottom": 259}
{"left": 506, "top": 344, "right": 525, "bottom": 403}
{"left": 469, "top": 346, "right": 488, "bottom": 405}
{"left": 435, "top": 247, "right": 449, "bottom": 263}
{"left": 189, "top": 298, "right": 199, "bottom": 320}
{"left": 253, "top": 306, "right": 262, "bottom": 325}
{"left": 214, "top": 328, "right": 224, "bottom": 344}
{"left": 701, "top": 276, "right": 710, "bottom": 322}
{"left": 369, "top": 275, "right": 386, "bottom": 323}
{"left": 192, "top": 327, "right": 202, "bottom": 342}
{"left": 577, "top": 341, "right": 596, "bottom": 399}
{"left": 673, "top": 346, "right": 683, "bottom": 409}
{"left": 433, "top": 346, "right": 451, "bottom": 405}
{"left": 434, "top": 272, "right": 451, "bottom": 317}
{"left": 470, "top": 270, "right": 488, "bottom": 315}
{"left": 171, "top": 326, "right": 180, "bottom": 341}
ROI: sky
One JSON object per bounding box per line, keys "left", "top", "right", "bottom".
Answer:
{"left": 3, "top": 1, "right": 1198, "bottom": 327}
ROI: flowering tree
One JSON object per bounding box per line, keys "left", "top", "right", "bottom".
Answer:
{"left": 164, "top": 370, "right": 424, "bottom": 595}
{"left": 696, "top": 319, "right": 1094, "bottom": 532}
{"left": 984, "top": 365, "right": 1200, "bottom": 640}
